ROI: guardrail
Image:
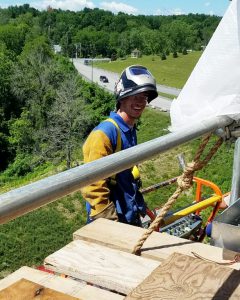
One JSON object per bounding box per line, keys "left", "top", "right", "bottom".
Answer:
{"left": 0, "top": 115, "right": 233, "bottom": 225}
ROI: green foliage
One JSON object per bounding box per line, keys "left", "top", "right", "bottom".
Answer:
{"left": 46, "top": 75, "right": 88, "bottom": 168}
{"left": 3, "top": 153, "right": 33, "bottom": 177}
{"left": 0, "top": 161, "right": 59, "bottom": 192}
{"left": 0, "top": 6, "right": 220, "bottom": 59}
{"left": 0, "top": 50, "right": 17, "bottom": 170}
{"left": 0, "top": 23, "right": 29, "bottom": 55}
{"left": 0, "top": 123, "right": 10, "bottom": 170}
{"left": 6, "top": 44, "right": 115, "bottom": 170}
{"left": 4, "top": 4, "right": 39, "bottom": 19}
{"left": 8, "top": 110, "right": 34, "bottom": 154}
{"left": 82, "top": 82, "right": 115, "bottom": 132}
{"left": 0, "top": 5, "right": 231, "bottom": 275}
{"left": 0, "top": 108, "right": 235, "bottom": 276}
{"left": 11, "top": 37, "right": 56, "bottom": 125}
{"left": 21, "top": 35, "right": 53, "bottom": 61}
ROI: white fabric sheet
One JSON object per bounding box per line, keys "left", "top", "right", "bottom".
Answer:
{"left": 170, "top": 0, "right": 240, "bottom": 132}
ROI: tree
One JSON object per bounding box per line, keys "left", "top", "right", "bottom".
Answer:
{"left": 0, "top": 23, "right": 29, "bottom": 55}
{"left": 129, "top": 28, "right": 143, "bottom": 52}
{"left": 11, "top": 36, "right": 56, "bottom": 129}
{"left": 46, "top": 76, "right": 87, "bottom": 168}
{"left": 10, "top": 37, "right": 78, "bottom": 167}
{"left": 8, "top": 110, "right": 34, "bottom": 155}
{"left": 0, "top": 48, "right": 17, "bottom": 170}
{"left": 163, "top": 20, "right": 192, "bottom": 53}
{"left": 161, "top": 52, "right": 166, "bottom": 60}
{"left": 0, "top": 109, "right": 11, "bottom": 170}
{"left": 141, "top": 28, "right": 165, "bottom": 55}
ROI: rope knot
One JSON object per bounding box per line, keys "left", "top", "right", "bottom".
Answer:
{"left": 131, "top": 134, "right": 223, "bottom": 256}
{"left": 177, "top": 162, "right": 196, "bottom": 190}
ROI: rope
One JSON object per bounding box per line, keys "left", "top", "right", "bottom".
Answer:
{"left": 132, "top": 133, "right": 223, "bottom": 255}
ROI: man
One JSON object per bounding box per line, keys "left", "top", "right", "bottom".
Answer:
{"left": 81, "top": 65, "right": 158, "bottom": 225}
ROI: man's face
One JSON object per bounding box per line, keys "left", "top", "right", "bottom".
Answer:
{"left": 120, "top": 92, "right": 148, "bottom": 119}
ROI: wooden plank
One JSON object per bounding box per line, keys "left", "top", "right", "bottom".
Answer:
{"left": 0, "top": 278, "right": 79, "bottom": 300}
{"left": 73, "top": 218, "right": 240, "bottom": 270}
{"left": 125, "top": 252, "right": 240, "bottom": 299}
{"left": 44, "top": 239, "right": 160, "bottom": 295}
{"left": 0, "top": 266, "right": 124, "bottom": 300}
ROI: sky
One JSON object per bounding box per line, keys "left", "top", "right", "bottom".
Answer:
{"left": 0, "top": 0, "right": 231, "bottom": 16}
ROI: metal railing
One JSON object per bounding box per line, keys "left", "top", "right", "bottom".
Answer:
{"left": 0, "top": 115, "right": 233, "bottom": 225}
{"left": 229, "top": 137, "right": 240, "bottom": 205}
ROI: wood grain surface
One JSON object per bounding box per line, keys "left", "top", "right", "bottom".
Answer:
{"left": 73, "top": 218, "right": 240, "bottom": 270}
{"left": 125, "top": 252, "right": 240, "bottom": 300}
{"left": 0, "top": 266, "right": 124, "bottom": 300}
{"left": 0, "top": 278, "right": 79, "bottom": 300}
{"left": 44, "top": 239, "right": 160, "bottom": 294}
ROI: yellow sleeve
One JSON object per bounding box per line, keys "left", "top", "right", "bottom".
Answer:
{"left": 81, "top": 129, "right": 113, "bottom": 217}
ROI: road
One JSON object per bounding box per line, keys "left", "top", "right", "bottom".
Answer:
{"left": 73, "top": 59, "right": 181, "bottom": 112}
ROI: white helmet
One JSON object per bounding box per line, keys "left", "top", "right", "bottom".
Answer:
{"left": 115, "top": 65, "right": 158, "bottom": 103}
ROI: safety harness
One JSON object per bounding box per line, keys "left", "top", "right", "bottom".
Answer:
{"left": 105, "top": 118, "right": 141, "bottom": 185}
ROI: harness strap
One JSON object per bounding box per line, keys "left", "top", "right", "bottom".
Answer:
{"left": 104, "top": 118, "right": 121, "bottom": 152}
{"left": 104, "top": 118, "right": 140, "bottom": 185}
{"left": 104, "top": 118, "right": 121, "bottom": 185}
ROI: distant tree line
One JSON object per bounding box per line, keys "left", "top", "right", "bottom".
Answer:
{"left": 0, "top": 4, "right": 220, "bottom": 174}
{"left": 0, "top": 4, "right": 220, "bottom": 59}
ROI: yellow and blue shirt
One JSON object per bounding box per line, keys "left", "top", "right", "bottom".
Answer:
{"left": 81, "top": 111, "right": 146, "bottom": 224}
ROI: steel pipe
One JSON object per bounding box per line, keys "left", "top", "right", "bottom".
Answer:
{"left": 229, "top": 137, "right": 240, "bottom": 205}
{"left": 0, "top": 115, "right": 233, "bottom": 224}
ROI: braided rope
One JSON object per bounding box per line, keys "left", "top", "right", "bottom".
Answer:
{"left": 132, "top": 134, "right": 223, "bottom": 255}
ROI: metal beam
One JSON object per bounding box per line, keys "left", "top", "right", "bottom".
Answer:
{"left": 0, "top": 115, "right": 233, "bottom": 225}
{"left": 229, "top": 137, "right": 240, "bottom": 205}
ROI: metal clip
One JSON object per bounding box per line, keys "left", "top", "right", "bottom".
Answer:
{"left": 215, "top": 120, "right": 240, "bottom": 142}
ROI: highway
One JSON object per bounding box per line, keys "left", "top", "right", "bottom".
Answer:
{"left": 73, "top": 59, "right": 181, "bottom": 112}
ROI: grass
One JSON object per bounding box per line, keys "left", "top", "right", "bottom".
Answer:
{"left": 0, "top": 154, "right": 86, "bottom": 278}
{"left": 158, "top": 92, "right": 176, "bottom": 100}
{"left": 137, "top": 108, "right": 234, "bottom": 220}
{"left": 0, "top": 107, "right": 195, "bottom": 277}
{"left": 0, "top": 107, "right": 234, "bottom": 278}
{"left": 138, "top": 108, "right": 198, "bottom": 210}
{"left": 0, "top": 195, "right": 86, "bottom": 278}
{"left": 0, "top": 163, "right": 63, "bottom": 193}
{"left": 0, "top": 52, "right": 235, "bottom": 277}
{"left": 95, "top": 52, "right": 202, "bottom": 88}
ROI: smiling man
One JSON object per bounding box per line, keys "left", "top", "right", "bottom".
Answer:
{"left": 81, "top": 65, "right": 158, "bottom": 226}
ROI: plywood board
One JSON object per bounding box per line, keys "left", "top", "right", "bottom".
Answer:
{"left": 44, "top": 239, "right": 160, "bottom": 295}
{"left": 125, "top": 252, "right": 240, "bottom": 299}
{"left": 73, "top": 218, "right": 240, "bottom": 270}
{"left": 0, "top": 278, "right": 78, "bottom": 300}
{"left": 0, "top": 266, "right": 123, "bottom": 300}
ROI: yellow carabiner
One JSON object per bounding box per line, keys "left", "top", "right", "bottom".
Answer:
{"left": 132, "top": 165, "right": 140, "bottom": 180}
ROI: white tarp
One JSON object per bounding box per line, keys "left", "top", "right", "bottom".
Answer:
{"left": 170, "top": 0, "right": 240, "bottom": 132}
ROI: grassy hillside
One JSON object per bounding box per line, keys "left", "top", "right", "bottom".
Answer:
{"left": 0, "top": 107, "right": 234, "bottom": 278}
{"left": 0, "top": 51, "right": 235, "bottom": 277}
{"left": 138, "top": 109, "right": 234, "bottom": 211}
{"left": 95, "top": 51, "right": 202, "bottom": 88}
